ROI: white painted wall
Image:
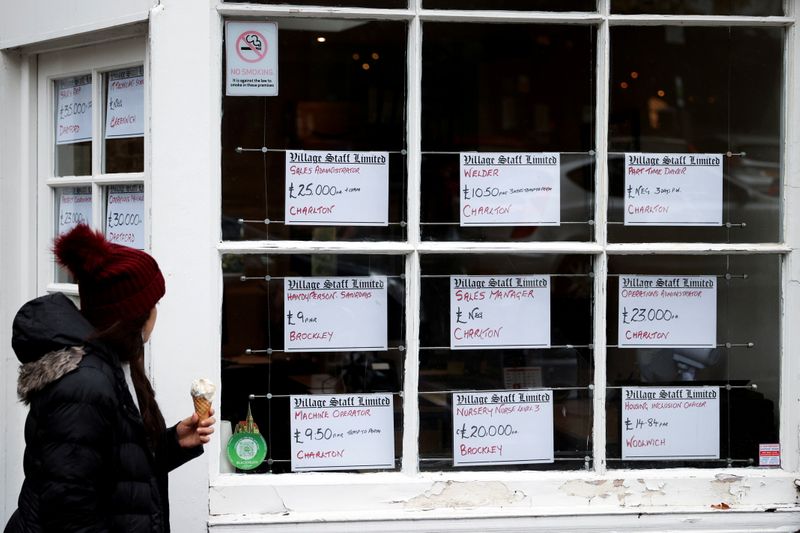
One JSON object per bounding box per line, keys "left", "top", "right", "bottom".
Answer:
{"left": 0, "top": 51, "right": 37, "bottom": 524}
{"left": 0, "top": 0, "right": 155, "bottom": 49}
{"left": 149, "top": 0, "right": 221, "bottom": 531}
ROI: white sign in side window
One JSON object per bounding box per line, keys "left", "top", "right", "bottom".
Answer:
{"left": 450, "top": 275, "right": 551, "bottom": 350}
{"left": 55, "top": 75, "right": 92, "bottom": 145}
{"left": 460, "top": 152, "right": 560, "bottom": 226}
{"left": 452, "top": 390, "right": 554, "bottom": 466}
{"left": 290, "top": 393, "right": 395, "bottom": 471}
{"left": 285, "top": 150, "right": 390, "bottom": 226}
{"left": 621, "top": 386, "right": 720, "bottom": 460}
{"left": 618, "top": 275, "right": 717, "bottom": 349}
{"left": 105, "top": 67, "right": 145, "bottom": 139}
{"left": 624, "top": 153, "right": 723, "bottom": 226}
{"left": 225, "top": 20, "right": 279, "bottom": 97}
{"left": 57, "top": 187, "right": 92, "bottom": 236}
{"left": 284, "top": 276, "right": 388, "bottom": 352}
{"left": 106, "top": 185, "right": 145, "bottom": 250}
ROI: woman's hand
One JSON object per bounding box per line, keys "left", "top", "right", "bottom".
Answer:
{"left": 176, "top": 407, "right": 216, "bottom": 449}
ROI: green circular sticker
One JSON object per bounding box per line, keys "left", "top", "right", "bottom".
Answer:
{"left": 227, "top": 432, "right": 267, "bottom": 470}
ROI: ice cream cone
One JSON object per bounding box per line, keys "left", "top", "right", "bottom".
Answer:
{"left": 193, "top": 395, "right": 212, "bottom": 421}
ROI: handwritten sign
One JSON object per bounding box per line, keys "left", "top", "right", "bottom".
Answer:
{"left": 622, "top": 386, "right": 720, "bottom": 460}
{"left": 225, "top": 21, "right": 279, "bottom": 96}
{"left": 460, "top": 152, "right": 560, "bottom": 226}
{"left": 450, "top": 275, "right": 550, "bottom": 349}
{"left": 56, "top": 75, "right": 92, "bottom": 145}
{"left": 618, "top": 275, "right": 716, "bottom": 348}
{"left": 284, "top": 276, "right": 388, "bottom": 352}
{"left": 290, "top": 393, "right": 395, "bottom": 471}
{"left": 624, "top": 153, "right": 722, "bottom": 226}
{"left": 57, "top": 188, "right": 92, "bottom": 236}
{"left": 106, "top": 185, "right": 144, "bottom": 250}
{"left": 104, "top": 67, "right": 144, "bottom": 139}
{"left": 452, "top": 390, "right": 553, "bottom": 466}
{"left": 285, "top": 150, "right": 389, "bottom": 226}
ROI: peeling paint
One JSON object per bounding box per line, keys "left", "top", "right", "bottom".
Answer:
{"left": 403, "top": 481, "right": 527, "bottom": 510}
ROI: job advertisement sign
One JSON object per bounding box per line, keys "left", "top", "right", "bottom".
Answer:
{"left": 624, "top": 153, "right": 722, "bottom": 226}
{"left": 450, "top": 275, "right": 550, "bottom": 350}
{"left": 225, "top": 21, "right": 278, "bottom": 96}
{"left": 291, "top": 393, "right": 395, "bottom": 471}
{"left": 622, "top": 386, "right": 720, "bottom": 460}
{"left": 284, "top": 276, "right": 388, "bottom": 352}
{"left": 460, "top": 152, "right": 560, "bottom": 226}
{"left": 452, "top": 390, "right": 554, "bottom": 466}
{"left": 618, "top": 275, "right": 717, "bottom": 349}
{"left": 285, "top": 150, "right": 389, "bottom": 226}
{"left": 56, "top": 75, "right": 92, "bottom": 145}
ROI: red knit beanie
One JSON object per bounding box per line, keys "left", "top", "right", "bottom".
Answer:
{"left": 54, "top": 224, "right": 165, "bottom": 329}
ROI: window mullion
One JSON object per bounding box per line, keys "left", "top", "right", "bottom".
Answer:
{"left": 592, "top": 0, "right": 611, "bottom": 475}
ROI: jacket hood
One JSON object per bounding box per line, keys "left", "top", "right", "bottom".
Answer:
{"left": 12, "top": 292, "right": 95, "bottom": 364}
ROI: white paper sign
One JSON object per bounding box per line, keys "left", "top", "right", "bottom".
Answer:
{"left": 285, "top": 150, "right": 389, "bottom": 226}
{"left": 460, "top": 152, "right": 560, "bottom": 226}
{"left": 450, "top": 275, "right": 550, "bottom": 349}
{"left": 56, "top": 76, "right": 92, "bottom": 145}
{"left": 225, "top": 20, "right": 279, "bottom": 96}
{"left": 624, "top": 153, "right": 723, "bottom": 226}
{"left": 291, "top": 393, "right": 395, "bottom": 471}
{"left": 57, "top": 188, "right": 92, "bottom": 235}
{"left": 622, "top": 386, "right": 720, "bottom": 460}
{"left": 106, "top": 185, "right": 145, "bottom": 250}
{"left": 618, "top": 275, "right": 716, "bottom": 348}
{"left": 452, "top": 390, "right": 554, "bottom": 466}
{"left": 105, "top": 68, "right": 144, "bottom": 139}
{"left": 284, "top": 276, "right": 388, "bottom": 352}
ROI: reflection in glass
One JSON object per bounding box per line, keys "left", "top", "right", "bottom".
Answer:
{"left": 221, "top": 20, "right": 407, "bottom": 242}
{"left": 606, "top": 255, "right": 780, "bottom": 468}
{"left": 55, "top": 186, "right": 92, "bottom": 283}
{"left": 612, "top": 0, "right": 781, "bottom": 16}
{"left": 421, "top": 23, "right": 595, "bottom": 242}
{"left": 424, "top": 0, "right": 594, "bottom": 9}
{"left": 220, "top": 254, "right": 406, "bottom": 473}
{"left": 609, "top": 27, "right": 783, "bottom": 243}
{"left": 419, "top": 254, "right": 594, "bottom": 471}
{"left": 54, "top": 75, "right": 92, "bottom": 177}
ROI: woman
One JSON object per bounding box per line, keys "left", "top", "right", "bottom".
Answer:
{"left": 5, "top": 224, "right": 215, "bottom": 532}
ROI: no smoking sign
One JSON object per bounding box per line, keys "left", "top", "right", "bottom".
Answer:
{"left": 226, "top": 21, "right": 279, "bottom": 96}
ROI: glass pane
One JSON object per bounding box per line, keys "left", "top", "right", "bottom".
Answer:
{"left": 221, "top": 254, "right": 406, "bottom": 473}
{"left": 222, "top": 19, "right": 407, "bottom": 242}
{"left": 54, "top": 186, "right": 92, "bottom": 282}
{"left": 419, "top": 253, "right": 594, "bottom": 471}
{"left": 606, "top": 255, "right": 780, "bottom": 468}
{"left": 609, "top": 27, "right": 783, "bottom": 243}
{"left": 222, "top": 0, "right": 406, "bottom": 6}
{"left": 104, "top": 66, "right": 144, "bottom": 173}
{"left": 55, "top": 75, "right": 92, "bottom": 177}
{"left": 425, "top": 0, "right": 595, "bottom": 10}
{"left": 612, "top": 0, "right": 781, "bottom": 16}
{"left": 105, "top": 184, "right": 145, "bottom": 250}
{"left": 421, "top": 24, "right": 595, "bottom": 242}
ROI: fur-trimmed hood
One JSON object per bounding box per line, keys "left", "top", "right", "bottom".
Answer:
{"left": 12, "top": 292, "right": 95, "bottom": 403}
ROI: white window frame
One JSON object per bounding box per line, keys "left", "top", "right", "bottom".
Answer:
{"left": 36, "top": 37, "right": 149, "bottom": 296}
{"left": 208, "top": 0, "right": 800, "bottom": 529}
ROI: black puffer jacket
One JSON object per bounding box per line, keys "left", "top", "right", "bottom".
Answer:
{"left": 4, "top": 293, "right": 202, "bottom": 533}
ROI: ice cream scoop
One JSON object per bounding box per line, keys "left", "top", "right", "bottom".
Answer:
{"left": 190, "top": 378, "right": 216, "bottom": 421}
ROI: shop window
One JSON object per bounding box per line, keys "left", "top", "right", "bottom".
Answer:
{"left": 608, "top": 26, "right": 783, "bottom": 243}
{"left": 39, "top": 40, "right": 147, "bottom": 287}
{"left": 221, "top": 253, "right": 406, "bottom": 473}
{"left": 606, "top": 254, "right": 780, "bottom": 468}
{"left": 221, "top": 19, "right": 408, "bottom": 242}
{"left": 611, "top": 0, "right": 782, "bottom": 16}
{"left": 421, "top": 23, "right": 596, "bottom": 242}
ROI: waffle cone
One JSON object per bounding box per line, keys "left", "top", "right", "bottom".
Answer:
{"left": 193, "top": 396, "right": 212, "bottom": 421}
